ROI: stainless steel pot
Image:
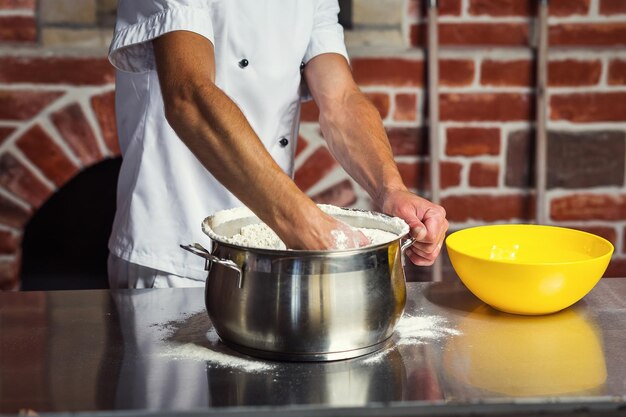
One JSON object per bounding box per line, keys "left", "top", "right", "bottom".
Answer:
{"left": 182, "top": 206, "right": 414, "bottom": 361}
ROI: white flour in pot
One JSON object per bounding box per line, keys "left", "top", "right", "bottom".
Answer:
{"left": 207, "top": 204, "right": 408, "bottom": 250}
{"left": 226, "top": 223, "right": 398, "bottom": 250}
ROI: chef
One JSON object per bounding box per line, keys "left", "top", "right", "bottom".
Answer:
{"left": 107, "top": 0, "right": 448, "bottom": 289}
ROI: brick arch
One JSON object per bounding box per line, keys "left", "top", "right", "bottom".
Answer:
{"left": 0, "top": 57, "right": 119, "bottom": 289}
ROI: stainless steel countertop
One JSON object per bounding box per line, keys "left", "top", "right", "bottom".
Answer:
{"left": 2, "top": 279, "right": 626, "bottom": 416}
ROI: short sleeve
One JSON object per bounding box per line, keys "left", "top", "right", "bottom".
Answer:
{"left": 302, "top": 0, "right": 349, "bottom": 64}
{"left": 109, "top": 0, "right": 214, "bottom": 73}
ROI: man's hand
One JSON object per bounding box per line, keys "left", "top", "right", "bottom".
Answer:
{"left": 382, "top": 189, "right": 448, "bottom": 266}
{"left": 286, "top": 210, "right": 369, "bottom": 250}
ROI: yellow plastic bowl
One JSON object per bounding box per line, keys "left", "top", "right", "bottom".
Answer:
{"left": 446, "top": 225, "right": 614, "bottom": 315}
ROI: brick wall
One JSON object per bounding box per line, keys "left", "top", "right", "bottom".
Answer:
{"left": 0, "top": 0, "right": 625, "bottom": 289}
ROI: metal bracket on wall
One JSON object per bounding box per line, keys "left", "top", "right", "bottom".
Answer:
{"left": 427, "top": 0, "right": 442, "bottom": 282}
{"left": 536, "top": 0, "right": 549, "bottom": 225}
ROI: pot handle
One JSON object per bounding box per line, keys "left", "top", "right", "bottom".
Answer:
{"left": 180, "top": 243, "right": 243, "bottom": 288}
{"left": 400, "top": 237, "right": 417, "bottom": 252}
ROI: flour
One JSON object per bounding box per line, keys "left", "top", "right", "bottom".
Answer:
{"left": 362, "top": 313, "right": 460, "bottom": 365}
{"left": 394, "top": 314, "right": 460, "bottom": 345}
{"left": 157, "top": 310, "right": 459, "bottom": 370}
{"left": 331, "top": 229, "right": 351, "bottom": 249}
{"left": 161, "top": 342, "right": 275, "bottom": 372}
{"left": 226, "top": 223, "right": 285, "bottom": 250}
{"left": 203, "top": 204, "right": 409, "bottom": 250}
{"left": 156, "top": 312, "right": 277, "bottom": 372}
{"left": 226, "top": 223, "right": 398, "bottom": 250}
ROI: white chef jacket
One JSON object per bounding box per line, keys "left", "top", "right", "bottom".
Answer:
{"left": 108, "top": 0, "right": 349, "bottom": 280}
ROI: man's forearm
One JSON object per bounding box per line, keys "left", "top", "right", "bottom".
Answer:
{"left": 163, "top": 79, "right": 322, "bottom": 246}
{"left": 152, "top": 33, "right": 319, "bottom": 247}
{"left": 319, "top": 88, "right": 407, "bottom": 209}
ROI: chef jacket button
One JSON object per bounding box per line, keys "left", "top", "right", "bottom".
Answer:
{"left": 300, "top": 61, "right": 305, "bottom": 71}
{"left": 238, "top": 59, "right": 249, "bottom": 68}
{"left": 279, "top": 137, "right": 289, "bottom": 147}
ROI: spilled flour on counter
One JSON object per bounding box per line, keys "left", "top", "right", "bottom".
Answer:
{"left": 362, "top": 313, "right": 460, "bottom": 365}
{"left": 161, "top": 342, "right": 275, "bottom": 372}
{"left": 394, "top": 314, "right": 460, "bottom": 345}
{"left": 157, "top": 312, "right": 276, "bottom": 372}
{"left": 154, "top": 308, "right": 458, "bottom": 370}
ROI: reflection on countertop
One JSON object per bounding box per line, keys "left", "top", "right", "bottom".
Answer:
{"left": 2, "top": 279, "right": 626, "bottom": 415}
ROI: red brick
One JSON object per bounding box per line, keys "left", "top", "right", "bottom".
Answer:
{"left": 550, "top": 23, "right": 626, "bottom": 46}
{"left": 0, "top": 230, "right": 19, "bottom": 254}
{"left": 600, "top": 0, "right": 626, "bottom": 15}
{"left": 440, "top": 60, "right": 475, "bottom": 86}
{"left": 0, "top": 56, "right": 115, "bottom": 85}
{"left": 481, "top": 59, "right": 601, "bottom": 87}
{"left": 624, "top": 226, "right": 626, "bottom": 254}
{"left": 387, "top": 127, "right": 427, "bottom": 156}
{"left": 446, "top": 127, "right": 500, "bottom": 156}
{"left": 551, "top": 194, "right": 626, "bottom": 221}
{"left": 0, "top": 0, "right": 35, "bottom": 8}
{"left": 469, "top": 0, "right": 589, "bottom": 16}
{"left": 15, "top": 125, "right": 79, "bottom": 187}
{"left": 605, "top": 258, "right": 626, "bottom": 278}
{"left": 442, "top": 194, "right": 534, "bottom": 222}
{"left": 394, "top": 93, "right": 417, "bottom": 121}
{"left": 91, "top": 91, "right": 120, "bottom": 155}
{"left": 441, "top": 93, "right": 532, "bottom": 122}
{"left": 551, "top": 93, "right": 626, "bottom": 122}
{"left": 409, "top": 23, "right": 426, "bottom": 47}
{"left": 311, "top": 179, "right": 357, "bottom": 207}
{"left": 550, "top": 0, "right": 591, "bottom": 16}
{"left": 294, "top": 146, "right": 338, "bottom": 192}
{"left": 439, "top": 23, "right": 529, "bottom": 46}
{"left": 469, "top": 0, "right": 533, "bottom": 15}
{"left": 481, "top": 60, "right": 532, "bottom": 87}
{"left": 0, "top": 193, "right": 31, "bottom": 229}
{"left": 408, "top": 0, "right": 462, "bottom": 18}
{"left": 0, "top": 153, "right": 51, "bottom": 208}
{"left": 0, "top": 16, "right": 36, "bottom": 43}
{"left": 0, "top": 127, "right": 15, "bottom": 146}
{"left": 295, "top": 135, "right": 308, "bottom": 157}
{"left": 397, "top": 161, "right": 462, "bottom": 190}
{"left": 0, "top": 258, "right": 20, "bottom": 290}
{"left": 365, "top": 92, "right": 390, "bottom": 119}
{"left": 549, "top": 60, "right": 602, "bottom": 86}
{"left": 559, "top": 225, "right": 617, "bottom": 246}
{"left": 469, "top": 162, "right": 499, "bottom": 187}
{"left": 300, "top": 100, "right": 319, "bottom": 122}
{"left": 608, "top": 60, "right": 626, "bottom": 85}
{"left": 352, "top": 58, "right": 423, "bottom": 87}
{"left": 51, "top": 103, "right": 102, "bottom": 165}
{"left": 0, "top": 90, "right": 63, "bottom": 121}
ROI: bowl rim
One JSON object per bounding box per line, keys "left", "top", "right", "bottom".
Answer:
{"left": 445, "top": 224, "right": 615, "bottom": 266}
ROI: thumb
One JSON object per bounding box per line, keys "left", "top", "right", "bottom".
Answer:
{"left": 409, "top": 219, "right": 428, "bottom": 242}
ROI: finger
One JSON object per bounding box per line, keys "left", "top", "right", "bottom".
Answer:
{"left": 411, "top": 226, "right": 445, "bottom": 252}
{"left": 409, "top": 244, "right": 441, "bottom": 262}
{"left": 409, "top": 219, "right": 428, "bottom": 242}
{"left": 407, "top": 250, "right": 435, "bottom": 266}
{"left": 357, "top": 230, "right": 370, "bottom": 247}
{"left": 421, "top": 211, "right": 448, "bottom": 243}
